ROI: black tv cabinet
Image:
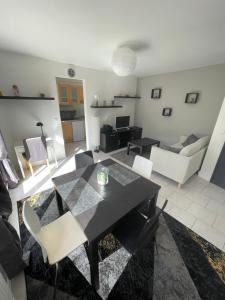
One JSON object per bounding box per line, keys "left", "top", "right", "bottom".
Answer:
{"left": 100, "top": 126, "right": 142, "bottom": 153}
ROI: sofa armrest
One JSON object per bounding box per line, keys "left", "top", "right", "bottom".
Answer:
{"left": 150, "top": 146, "right": 207, "bottom": 184}
{"left": 150, "top": 146, "right": 190, "bottom": 183}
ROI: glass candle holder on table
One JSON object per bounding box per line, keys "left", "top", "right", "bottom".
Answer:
{"left": 97, "top": 166, "right": 109, "bottom": 186}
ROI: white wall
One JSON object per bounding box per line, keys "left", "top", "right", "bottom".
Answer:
{"left": 0, "top": 51, "right": 137, "bottom": 169}
{"left": 135, "top": 64, "right": 225, "bottom": 145}
{"left": 199, "top": 97, "right": 225, "bottom": 181}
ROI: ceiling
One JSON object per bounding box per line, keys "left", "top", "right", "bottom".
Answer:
{"left": 1, "top": 0, "right": 225, "bottom": 76}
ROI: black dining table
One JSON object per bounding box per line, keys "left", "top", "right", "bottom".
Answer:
{"left": 52, "top": 158, "right": 160, "bottom": 290}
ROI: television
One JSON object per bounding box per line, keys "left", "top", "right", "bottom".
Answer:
{"left": 116, "top": 116, "right": 130, "bottom": 129}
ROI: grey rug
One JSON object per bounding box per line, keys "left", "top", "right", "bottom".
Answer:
{"left": 18, "top": 189, "right": 225, "bottom": 299}
{"left": 110, "top": 147, "right": 151, "bottom": 167}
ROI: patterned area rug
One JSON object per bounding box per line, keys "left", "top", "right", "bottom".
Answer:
{"left": 17, "top": 189, "right": 225, "bottom": 300}
{"left": 110, "top": 147, "right": 151, "bottom": 167}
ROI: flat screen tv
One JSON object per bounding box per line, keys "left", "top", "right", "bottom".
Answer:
{"left": 116, "top": 116, "right": 130, "bottom": 129}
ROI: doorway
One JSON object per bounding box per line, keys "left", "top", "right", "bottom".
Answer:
{"left": 56, "top": 78, "right": 86, "bottom": 157}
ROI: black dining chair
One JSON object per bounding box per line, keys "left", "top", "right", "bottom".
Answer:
{"left": 137, "top": 195, "right": 158, "bottom": 220}
{"left": 113, "top": 200, "right": 168, "bottom": 255}
{"left": 75, "top": 150, "right": 94, "bottom": 169}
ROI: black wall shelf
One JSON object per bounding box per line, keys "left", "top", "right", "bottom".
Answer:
{"left": 0, "top": 96, "right": 54, "bottom": 100}
{"left": 91, "top": 105, "right": 123, "bottom": 108}
{"left": 114, "top": 96, "right": 141, "bottom": 99}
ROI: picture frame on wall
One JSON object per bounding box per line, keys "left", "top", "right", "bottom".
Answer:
{"left": 162, "top": 107, "right": 172, "bottom": 116}
{"left": 185, "top": 92, "right": 199, "bottom": 104}
{"left": 151, "top": 88, "right": 162, "bottom": 99}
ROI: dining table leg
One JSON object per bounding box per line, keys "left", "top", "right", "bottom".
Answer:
{"left": 127, "top": 142, "right": 131, "bottom": 155}
{"left": 55, "top": 189, "right": 64, "bottom": 216}
{"left": 87, "top": 240, "right": 99, "bottom": 291}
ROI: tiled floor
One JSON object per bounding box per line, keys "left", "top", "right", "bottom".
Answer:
{"left": 9, "top": 142, "right": 225, "bottom": 299}
{"left": 152, "top": 172, "right": 225, "bottom": 251}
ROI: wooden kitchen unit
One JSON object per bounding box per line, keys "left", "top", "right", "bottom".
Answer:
{"left": 62, "top": 121, "right": 73, "bottom": 142}
{"left": 58, "top": 83, "right": 84, "bottom": 105}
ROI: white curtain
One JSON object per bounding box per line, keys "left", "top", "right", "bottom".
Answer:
{"left": 0, "top": 131, "right": 19, "bottom": 188}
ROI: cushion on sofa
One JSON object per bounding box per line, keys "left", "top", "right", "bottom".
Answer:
{"left": 196, "top": 136, "right": 210, "bottom": 148}
{"left": 180, "top": 136, "right": 209, "bottom": 157}
{"left": 182, "top": 134, "right": 199, "bottom": 147}
{"left": 178, "top": 136, "right": 188, "bottom": 144}
{"left": 160, "top": 144, "right": 181, "bottom": 153}
{"left": 171, "top": 136, "right": 187, "bottom": 149}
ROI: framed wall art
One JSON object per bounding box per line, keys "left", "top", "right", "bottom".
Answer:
{"left": 185, "top": 92, "right": 199, "bottom": 104}
{"left": 162, "top": 107, "right": 172, "bottom": 116}
{"left": 151, "top": 88, "right": 162, "bottom": 99}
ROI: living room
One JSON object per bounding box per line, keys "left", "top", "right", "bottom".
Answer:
{"left": 0, "top": 1, "right": 225, "bottom": 299}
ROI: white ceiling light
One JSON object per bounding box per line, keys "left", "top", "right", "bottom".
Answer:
{"left": 111, "top": 47, "right": 136, "bottom": 76}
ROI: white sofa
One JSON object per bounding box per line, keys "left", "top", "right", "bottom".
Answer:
{"left": 150, "top": 136, "right": 210, "bottom": 187}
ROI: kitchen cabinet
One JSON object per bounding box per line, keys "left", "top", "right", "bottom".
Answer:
{"left": 58, "top": 84, "right": 84, "bottom": 105}
{"left": 72, "top": 120, "right": 85, "bottom": 141}
{"left": 62, "top": 121, "right": 73, "bottom": 142}
{"left": 77, "top": 85, "right": 84, "bottom": 104}
{"left": 58, "top": 84, "right": 70, "bottom": 105}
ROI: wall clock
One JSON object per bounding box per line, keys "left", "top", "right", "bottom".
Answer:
{"left": 68, "top": 68, "right": 75, "bottom": 78}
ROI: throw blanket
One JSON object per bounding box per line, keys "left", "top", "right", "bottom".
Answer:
{"left": 24, "top": 137, "right": 47, "bottom": 163}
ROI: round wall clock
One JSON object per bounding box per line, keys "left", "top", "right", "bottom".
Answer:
{"left": 68, "top": 68, "right": 75, "bottom": 78}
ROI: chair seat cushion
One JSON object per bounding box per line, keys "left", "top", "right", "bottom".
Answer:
{"left": 38, "top": 212, "right": 87, "bottom": 265}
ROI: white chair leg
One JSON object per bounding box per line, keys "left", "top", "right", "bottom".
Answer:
{"left": 178, "top": 183, "right": 182, "bottom": 189}
{"left": 28, "top": 162, "right": 34, "bottom": 176}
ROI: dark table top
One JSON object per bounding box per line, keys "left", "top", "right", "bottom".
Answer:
{"left": 129, "top": 137, "right": 160, "bottom": 147}
{"left": 52, "top": 159, "right": 160, "bottom": 242}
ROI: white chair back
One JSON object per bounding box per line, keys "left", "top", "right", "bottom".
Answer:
{"left": 132, "top": 155, "right": 153, "bottom": 179}
{"left": 22, "top": 201, "right": 47, "bottom": 262}
{"left": 23, "top": 137, "right": 48, "bottom": 163}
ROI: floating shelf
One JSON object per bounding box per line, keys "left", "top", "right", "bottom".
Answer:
{"left": 0, "top": 96, "right": 54, "bottom": 100}
{"left": 114, "top": 96, "right": 141, "bottom": 99}
{"left": 90, "top": 105, "right": 123, "bottom": 108}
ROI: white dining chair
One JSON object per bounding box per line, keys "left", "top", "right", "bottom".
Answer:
{"left": 132, "top": 155, "right": 153, "bottom": 179}
{"left": 23, "top": 136, "right": 49, "bottom": 175}
{"left": 22, "top": 201, "right": 87, "bottom": 265}
{"left": 22, "top": 201, "right": 87, "bottom": 298}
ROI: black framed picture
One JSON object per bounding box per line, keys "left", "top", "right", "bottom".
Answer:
{"left": 162, "top": 107, "right": 172, "bottom": 116}
{"left": 151, "top": 88, "right": 162, "bottom": 99}
{"left": 185, "top": 92, "right": 199, "bottom": 104}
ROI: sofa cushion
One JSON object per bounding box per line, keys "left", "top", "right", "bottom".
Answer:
{"left": 161, "top": 145, "right": 181, "bottom": 153}
{"left": 182, "top": 134, "right": 199, "bottom": 147}
{"left": 196, "top": 136, "right": 210, "bottom": 148}
{"left": 171, "top": 136, "right": 187, "bottom": 149}
{"left": 178, "top": 136, "right": 188, "bottom": 144}
{"left": 180, "top": 136, "right": 209, "bottom": 157}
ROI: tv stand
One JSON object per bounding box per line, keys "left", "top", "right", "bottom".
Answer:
{"left": 116, "top": 127, "right": 130, "bottom": 132}
{"left": 100, "top": 126, "right": 142, "bottom": 153}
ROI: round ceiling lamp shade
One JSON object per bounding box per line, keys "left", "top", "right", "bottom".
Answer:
{"left": 111, "top": 47, "right": 136, "bottom": 76}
